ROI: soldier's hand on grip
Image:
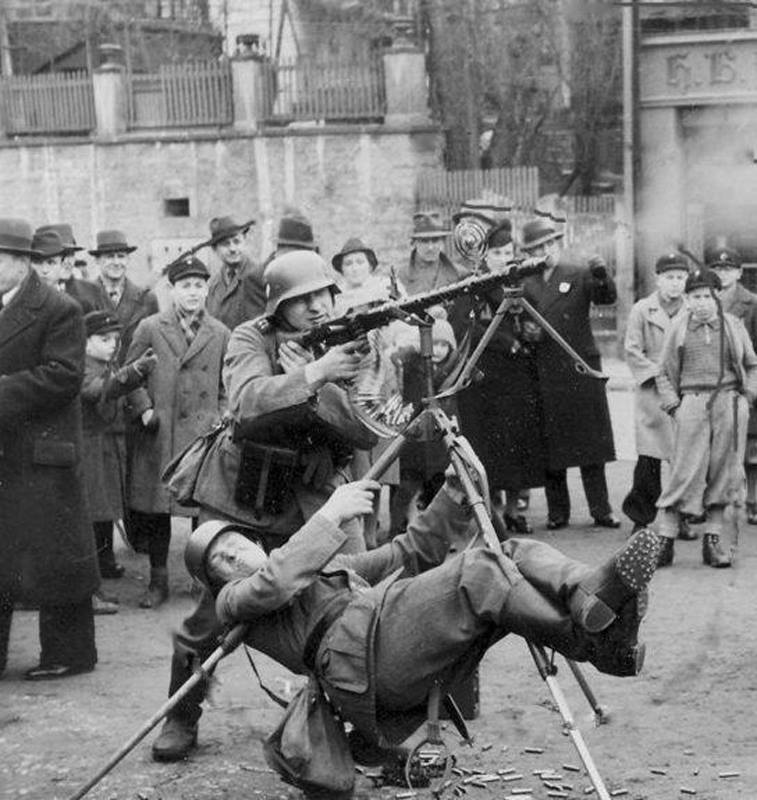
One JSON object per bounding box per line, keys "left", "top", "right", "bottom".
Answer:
{"left": 311, "top": 342, "right": 365, "bottom": 384}
{"left": 278, "top": 340, "right": 315, "bottom": 373}
{"left": 319, "top": 480, "right": 381, "bottom": 525}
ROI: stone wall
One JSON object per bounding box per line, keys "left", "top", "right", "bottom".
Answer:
{"left": 0, "top": 124, "right": 442, "bottom": 285}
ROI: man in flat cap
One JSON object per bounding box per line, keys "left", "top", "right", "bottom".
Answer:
{"left": 125, "top": 256, "right": 230, "bottom": 609}
{"left": 204, "top": 215, "right": 266, "bottom": 331}
{"left": 35, "top": 223, "right": 97, "bottom": 312}
{"left": 0, "top": 218, "right": 99, "bottom": 679}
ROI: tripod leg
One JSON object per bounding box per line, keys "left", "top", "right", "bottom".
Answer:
{"left": 565, "top": 658, "right": 610, "bottom": 726}
{"left": 444, "top": 434, "right": 612, "bottom": 799}
{"left": 529, "top": 645, "right": 612, "bottom": 800}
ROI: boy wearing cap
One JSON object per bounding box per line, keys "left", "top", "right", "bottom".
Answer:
{"left": 654, "top": 269, "right": 757, "bottom": 568}
{"left": 81, "top": 311, "right": 157, "bottom": 587}
{"left": 204, "top": 215, "right": 266, "bottom": 330}
{"left": 125, "top": 257, "right": 230, "bottom": 609}
{"left": 622, "top": 253, "right": 690, "bottom": 533}
{"left": 707, "top": 246, "right": 757, "bottom": 523}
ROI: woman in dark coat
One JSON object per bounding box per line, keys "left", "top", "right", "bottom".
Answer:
{"left": 456, "top": 221, "right": 546, "bottom": 533}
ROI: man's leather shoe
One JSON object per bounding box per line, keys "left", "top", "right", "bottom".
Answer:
{"left": 25, "top": 663, "right": 95, "bottom": 681}
{"left": 547, "top": 517, "right": 569, "bottom": 530}
{"left": 152, "top": 717, "right": 198, "bottom": 762}
{"left": 593, "top": 514, "right": 621, "bottom": 529}
{"left": 702, "top": 533, "right": 732, "bottom": 568}
{"left": 571, "top": 527, "right": 659, "bottom": 633}
{"left": 656, "top": 535, "right": 674, "bottom": 567}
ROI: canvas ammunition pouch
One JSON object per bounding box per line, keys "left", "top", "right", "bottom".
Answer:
{"left": 234, "top": 442, "right": 299, "bottom": 516}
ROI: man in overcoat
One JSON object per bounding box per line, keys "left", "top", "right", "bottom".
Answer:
{"left": 186, "top": 474, "right": 659, "bottom": 793}
{"left": 398, "top": 211, "right": 461, "bottom": 297}
{"left": 622, "top": 253, "right": 689, "bottom": 532}
{"left": 151, "top": 250, "right": 376, "bottom": 761}
{"left": 204, "top": 215, "right": 266, "bottom": 330}
{"left": 520, "top": 218, "right": 619, "bottom": 530}
{"left": 125, "top": 256, "right": 230, "bottom": 609}
{"left": 0, "top": 217, "right": 100, "bottom": 680}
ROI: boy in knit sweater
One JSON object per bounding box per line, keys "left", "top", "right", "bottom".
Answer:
{"left": 654, "top": 269, "right": 757, "bottom": 568}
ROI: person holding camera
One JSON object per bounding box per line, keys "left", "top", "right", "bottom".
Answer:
{"left": 520, "top": 218, "right": 619, "bottom": 531}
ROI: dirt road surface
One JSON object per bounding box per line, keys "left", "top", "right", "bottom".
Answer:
{"left": 2, "top": 455, "right": 755, "bottom": 800}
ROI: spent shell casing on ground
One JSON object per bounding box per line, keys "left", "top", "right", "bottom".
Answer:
{"left": 583, "top": 788, "right": 596, "bottom": 795}
{"left": 719, "top": 771, "right": 740, "bottom": 778}
{"left": 498, "top": 768, "right": 516, "bottom": 775}
{"left": 547, "top": 792, "right": 569, "bottom": 799}
{"left": 502, "top": 774, "right": 524, "bottom": 782}
{"left": 510, "top": 789, "right": 533, "bottom": 795}
{"left": 543, "top": 780, "right": 563, "bottom": 790}
{"left": 395, "top": 793, "right": 417, "bottom": 799}
{"left": 524, "top": 746, "right": 545, "bottom": 754}
{"left": 680, "top": 788, "right": 697, "bottom": 795}
{"left": 480, "top": 743, "right": 493, "bottom": 751}
{"left": 650, "top": 768, "right": 667, "bottom": 775}
{"left": 563, "top": 764, "right": 581, "bottom": 772}
{"left": 610, "top": 790, "right": 629, "bottom": 797}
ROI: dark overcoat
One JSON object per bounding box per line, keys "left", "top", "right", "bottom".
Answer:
{"left": 206, "top": 254, "right": 266, "bottom": 332}
{"left": 521, "top": 258, "right": 616, "bottom": 471}
{"left": 81, "top": 356, "right": 145, "bottom": 521}
{"left": 63, "top": 276, "right": 99, "bottom": 313}
{"left": 456, "top": 286, "right": 547, "bottom": 490}
{"left": 125, "top": 310, "right": 230, "bottom": 516}
{"left": 0, "top": 271, "right": 99, "bottom": 604}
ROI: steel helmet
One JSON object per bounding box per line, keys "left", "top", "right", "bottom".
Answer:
{"left": 185, "top": 520, "right": 263, "bottom": 591}
{"left": 264, "top": 250, "right": 339, "bottom": 316}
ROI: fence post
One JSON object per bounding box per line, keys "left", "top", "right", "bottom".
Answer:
{"left": 382, "top": 41, "right": 429, "bottom": 125}
{"left": 231, "top": 54, "right": 266, "bottom": 131}
{"left": 93, "top": 62, "right": 126, "bottom": 138}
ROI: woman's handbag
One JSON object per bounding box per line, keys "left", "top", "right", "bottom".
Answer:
{"left": 161, "top": 416, "right": 231, "bottom": 505}
{"left": 263, "top": 675, "right": 356, "bottom": 798}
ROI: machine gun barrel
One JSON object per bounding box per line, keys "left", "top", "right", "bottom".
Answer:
{"left": 298, "top": 257, "right": 546, "bottom": 349}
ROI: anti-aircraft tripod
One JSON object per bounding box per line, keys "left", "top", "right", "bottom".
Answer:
{"left": 358, "top": 286, "right": 614, "bottom": 799}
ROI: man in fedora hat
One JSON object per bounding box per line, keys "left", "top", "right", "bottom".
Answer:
{"left": 520, "top": 217, "right": 620, "bottom": 531}
{"left": 124, "top": 255, "right": 230, "bottom": 610}
{"left": 30, "top": 228, "right": 67, "bottom": 290}
{"left": 35, "top": 223, "right": 97, "bottom": 312}
{"left": 259, "top": 206, "right": 319, "bottom": 270}
{"left": 204, "top": 215, "right": 265, "bottom": 331}
{"left": 399, "top": 210, "right": 462, "bottom": 297}
{"left": 0, "top": 217, "right": 100, "bottom": 679}
{"left": 88, "top": 230, "right": 159, "bottom": 364}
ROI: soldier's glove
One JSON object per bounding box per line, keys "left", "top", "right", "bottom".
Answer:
{"left": 589, "top": 255, "right": 608, "bottom": 281}
{"left": 301, "top": 447, "right": 334, "bottom": 490}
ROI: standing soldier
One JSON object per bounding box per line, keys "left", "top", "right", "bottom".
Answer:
{"left": 622, "top": 253, "right": 690, "bottom": 533}
{"left": 125, "top": 256, "right": 230, "bottom": 609}
{"left": 204, "top": 215, "right": 265, "bottom": 330}
{"left": 520, "top": 217, "right": 620, "bottom": 530}
{"left": 151, "top": 250, "right": 376, "bottom": 762}
{"left": 707, "top": 246, "right": 757, "bottom": 523}
{"left": 0, "top": 218, "right": 99, "bottom": 679}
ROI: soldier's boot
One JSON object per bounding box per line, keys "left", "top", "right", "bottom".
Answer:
{"left": 702, "top": 533, "right": 732, "bottom": 568}
{"left": 152, "top": 653, "right": 207, "bottom": 762}
{"left": 139, "top": 567, "right": 169, "bottom": 609}
{"left": 505, "top": 528, "right": 659, "bottom": 634}
{"left": 499, "top": 572, "right": 646, "bottom": 678}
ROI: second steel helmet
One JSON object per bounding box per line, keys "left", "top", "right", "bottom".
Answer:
{"left": 264, "top": 250, "right": 339, "bottom": 316}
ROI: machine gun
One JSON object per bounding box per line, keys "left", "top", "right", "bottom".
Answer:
{"left": 296, "top": 258, "right": 548, "bottom": 350}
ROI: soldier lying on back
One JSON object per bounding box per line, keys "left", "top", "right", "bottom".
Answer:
{"left": 187, "top": 474, "right": 660, "bottom": 796}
